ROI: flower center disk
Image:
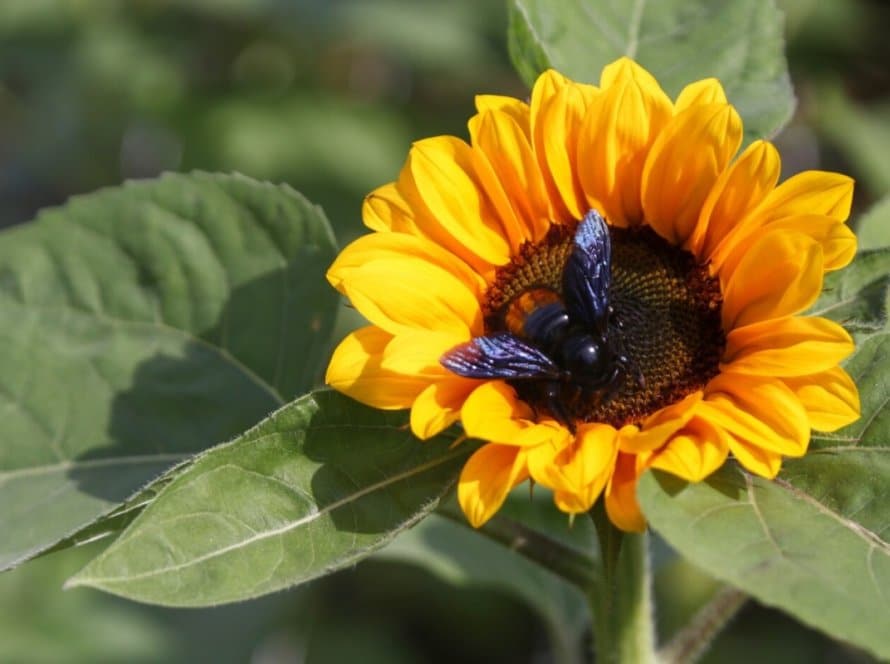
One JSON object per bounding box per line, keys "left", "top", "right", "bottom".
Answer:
{"left": 484, "top": 223, "right": 725, "bottom": 428}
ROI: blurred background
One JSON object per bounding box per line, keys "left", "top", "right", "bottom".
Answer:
{"left": 0, "top": 0, "right": 886, "bottom": 662}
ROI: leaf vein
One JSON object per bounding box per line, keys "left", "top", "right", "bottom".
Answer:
{"left": 78, "top": 448, "right": 466, "bottom": 584}
{"left": 0, "top": 453, "right": 190, "bottom": 485}
{"left": 624, "top": 0, "right": 646, "bottom": 58}
{"left": 774, "top": 477, "right": 890, "bottom": 555}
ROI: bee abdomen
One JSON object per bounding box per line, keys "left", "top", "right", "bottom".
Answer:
{"left": 504, "top": 288, "right": 570, "bottom": 347}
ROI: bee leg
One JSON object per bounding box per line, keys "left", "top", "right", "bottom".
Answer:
{"left": 612, "top": 333, "right": 644, "bottom": 389}
{"left": 542, "top": 381, "right": 575, "bottom": 434}
{"left": 600, "top": 365, "right": 626, "bottom": 405}
{"left": 618, "top": 352, "right": 645, "bottom": 389}
{"left": 634, "top": 364, "right": 646, "bottom": 389}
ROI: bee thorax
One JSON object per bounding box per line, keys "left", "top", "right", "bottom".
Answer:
{"left": 560, "top": 333, "right": 606, "bottom": 376}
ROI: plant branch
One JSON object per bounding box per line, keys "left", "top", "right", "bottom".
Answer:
{"left": 657, "top": 586, "right": 748, "bottom": 664}
{"left": 437, "top": 504, "right": 599, "bottom": 590}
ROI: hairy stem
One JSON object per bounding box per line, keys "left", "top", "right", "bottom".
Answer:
{"left": 589, "top": 505, "right": 656, "bottom": 664}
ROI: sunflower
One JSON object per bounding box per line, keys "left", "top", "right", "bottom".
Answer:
{"left": 325, "top": 58, "right": 860, "bottom": 532}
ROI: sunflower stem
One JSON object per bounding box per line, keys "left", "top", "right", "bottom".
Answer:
{"left": 588, "top": 505, "right": 656, "bottom": 664}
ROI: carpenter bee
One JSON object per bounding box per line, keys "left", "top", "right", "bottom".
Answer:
{"left": 440, "top": 209, "right": 641, "bottom": 432}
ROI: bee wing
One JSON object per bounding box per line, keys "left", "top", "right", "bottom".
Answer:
{"left": 563, "top": 209, "right": 611, "bottom": 333}
{"left": 440, "top": 333, "right": 561, "bottom": 380}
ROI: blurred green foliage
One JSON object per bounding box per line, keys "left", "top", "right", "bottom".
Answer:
{"left": 0, "top": 0, "right": 885, "bottom": 662}
{"left": 0, "top": 0, "right": 519, "bottom": 241}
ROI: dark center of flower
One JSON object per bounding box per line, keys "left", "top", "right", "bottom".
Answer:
{"left": 484, "top": 222, "right": 725, "bottom": 428}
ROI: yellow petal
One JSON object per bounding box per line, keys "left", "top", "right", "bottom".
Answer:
{"left": 533, "top": 424, "right": 618, "bottom": 496}
{"left": 702, "top": 373, "right": 810, "bottom": 457}
{"left": 689, "top": 140, "right": 781, "bottom": 259}
{"left": 337, "top": 257, "right": 483, "bottom": 337}
{"left": 727, "top": 437, "right": 782, "bottom": 478}
{"left": 572, "top": 424, "right": 620, "bottom": 487}
{"left": 327, "top": 230, "right": 486, "bottom": 299}
{"left": 619, "top": 391, "right": 702, "bottom": 453}
{"left": 461, "top": 380, "right": 564, "bottom": 447}
{"left": 470, "top": 94, "right": 530, "bottom": 139}
{"left": 642, "top": 103, "right": 743, "bottom": 245}
{"left": 605, "top": 452, "right": 646, "bottom": 532}
{"left": 382, "top": 330, "right": 472, "bottom": 377}
{"left": 721, "top": 231, "right": 823, "bottom": 330}
{"left": 577, "top": 61, "right": 673, "bottom": 227}
{"left": 552, "top": 424, "right": 619, "bottom": 513}
{"left": 462, "top": 379, "right": 532, "bottom": 430}
{"left": 755, "top": 171, "right": 854, "bottom": 223}
{"left": 403, "top": 136, "right": 511, "bottom": 267}
{"left": 529, "top": 69, "right": 571, "bottom": 119}
{"left": 533, "top": 81, "right": 597, "bottom": 223}
{"left": 722, "top": 316, "right": 854, "bottom": 377}
{"left": 471, "top": 149, "right": 528, "bottom": 253}
{"left": 525, "top": 434, "right": 573, "bottom": 489}
{"left": 714, "top": 172, "right": 854, "bottom": 273}
{"left": 766, "top": 215, "right": 857, "bottom": 272}
{"left": 326, "top": 326, "right": 427, "bottom": 409}
{"left": 410, "top": 378, "right": 478, "bottom": 440}
{"left": 472, "top": 109, "right": 550, "bottom": 247}
{"left": 600, "top": 57, "right": 671, "bottom": 98}
{"left": 782, "top": 367, "right": 860, "bottom": 432}
{"left": 647, "top": 417, "right": 730, "bottom": 482}
{"left": 674, "top": 78, "right": 728, "bottom": 110}
{"left": 718, "top": 213, "right": 857, "bottom": 279}
{"left": 458, "top": 444, "right": 529, "bottom": 527}
{"left": 552, "top": 490, "right": 594, "bottom": 515}
{"left": 362, "top": 182, "right": 419, "bottom": 234}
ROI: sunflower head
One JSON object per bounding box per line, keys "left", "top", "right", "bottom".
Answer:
{"left": 326, "top": 58, "right": 860, "bottom": 532}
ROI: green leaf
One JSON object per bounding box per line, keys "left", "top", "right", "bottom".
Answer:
{"left": 638, "top": 461, "right": 890, "bottom": 661}
{"left": 36, "top": 466, "right": 187, "bottom": 558}
{"left": 808, "top": 248, "right": 890, "bottom": 332}
{"left": 66, "top": 391, "right": 472, "bottom": 607}
{"left": 812, "top": 331, "right": 890, "bottom": 450}
{"left": 0, "top": 172, "right": 338, "bottom": 570}
{"left": 640, "top": 243, "right": 890, "bottom": 658}
{"left": 856, "top": 196, "right": 890, "bottom": 251}
{"left": 807, "top": 247, "right": 890, "bottom": 451}
{"left": 508, "top": 0, "right": 795, "bottom": 143}
{"left": 380, "top": 514, "right": 590, "bottom": 664}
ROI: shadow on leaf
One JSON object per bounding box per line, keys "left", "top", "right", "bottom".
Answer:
{"left": 68, "top": 261, "right": 335, "bottom": 503}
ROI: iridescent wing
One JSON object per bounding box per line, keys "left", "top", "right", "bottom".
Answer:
{"left": 440, "top": 333, "right": 561, "bottom": 380}
{"left": 563, "top": 209, "right": 612, "bottom": 333}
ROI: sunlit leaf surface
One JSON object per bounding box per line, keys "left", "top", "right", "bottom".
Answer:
{"left": 639, "top": 458, "right": 890, "bottom": 661}
{"left": 67, "top": 391, "right": 472, "bottom": 606}
{"left": 0, "top": 173, "right": 338, "bottom": 570}
{"left": 809, "top": 247, "right": 890, "bottom": 333}
{"left": 508, "top": 0, "right": 795, "bottom": 143}
{"left": 640, "top": 248, "right": 890, "bottom": 660}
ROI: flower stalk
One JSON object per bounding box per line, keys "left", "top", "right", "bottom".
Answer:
{"left": 589, "top": 505, "right": 656, "bottom": 664}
